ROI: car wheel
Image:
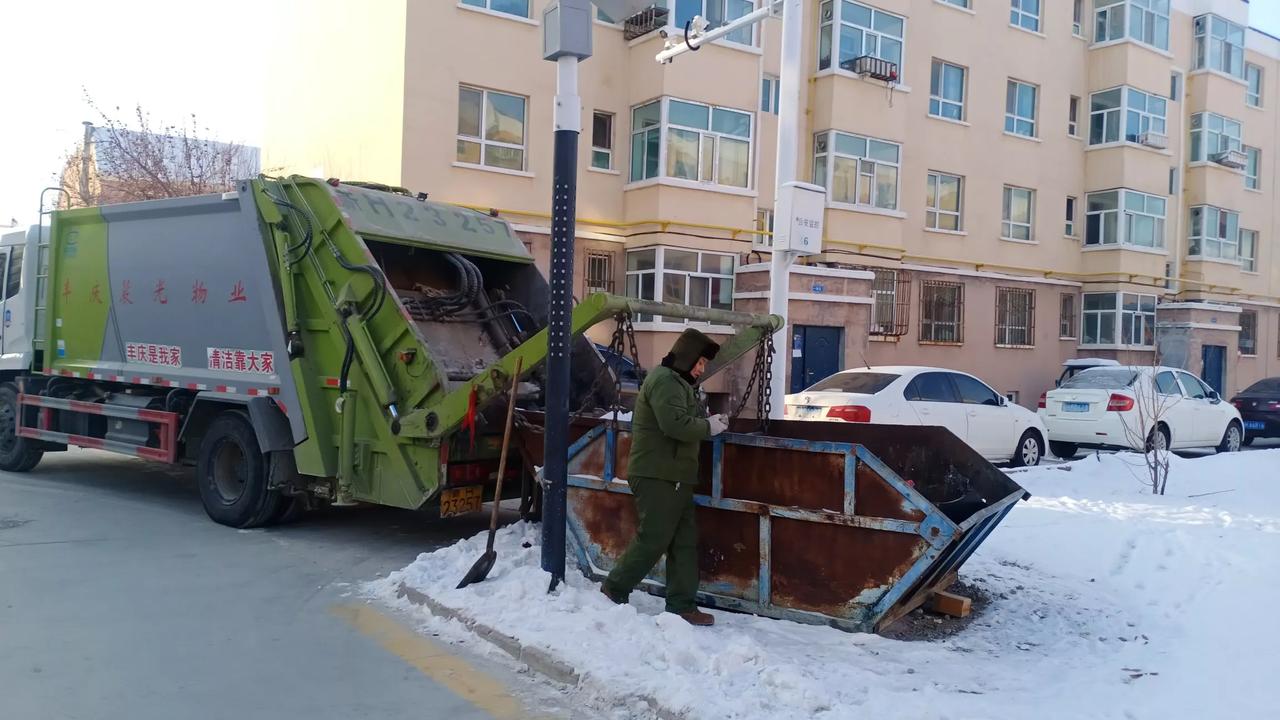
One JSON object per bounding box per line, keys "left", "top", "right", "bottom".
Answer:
{"left": 1010, "top": 430, "right": 1043, "bottom": 467}
{"left": 1048, "top": 441, "right": 1078, "bottom": 460}
{"left": 1216, "top": 422, "right": 1243, "bottom": 454}
{"left": 1145, "top": 424, "right": 1170, "bottom": 453}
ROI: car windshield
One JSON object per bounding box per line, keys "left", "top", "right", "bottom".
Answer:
{"left": 1242, "top": 378, "right": 1280, "bottom": 394}
{"left": 1059, "top": 368, "right": 1138, "bottom": 390}
{"left": 805, "top": 372, "right": 900, "bottom": 394}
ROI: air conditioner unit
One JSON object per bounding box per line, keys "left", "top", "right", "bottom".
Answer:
{"left": 839, "top": 55, "right": 899, "bottom": 83}
{"left": 1211, "top": 149, "right": 1247, "bottom": 169}
{"left": 622, "top": 4, "right": 669, "bottom": 41}
{"left": 1139, "top": 132, "right": 1168, "bottom": 150}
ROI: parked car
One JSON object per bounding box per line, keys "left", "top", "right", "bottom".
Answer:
{"left": 783, "top": 366, "right": 1048, "bottom": 466}
{"left": 1231, "top": 377, "right": 1280, "bottom": 445}
{"left": 1056, "top": 357, "right": 1120, "bottom": 387}
{"left": 1038, "top": 366, "right": 1244, "bottom": 459}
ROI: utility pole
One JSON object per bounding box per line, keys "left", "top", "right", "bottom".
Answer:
{"left": 79, "top": 121, "right": 94, "bottom": 207}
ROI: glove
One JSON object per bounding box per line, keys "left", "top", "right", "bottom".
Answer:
{"left": 707, "top": 414, "right": 729, "bottom": 437}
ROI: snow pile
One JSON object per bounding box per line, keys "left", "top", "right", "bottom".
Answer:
{"left": 370, "top": 449, "right": 1280, "bottom": 719}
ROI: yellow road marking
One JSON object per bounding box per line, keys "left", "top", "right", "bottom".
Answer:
{"left": 332, "top": 603, "right": 550, "bottom": 720}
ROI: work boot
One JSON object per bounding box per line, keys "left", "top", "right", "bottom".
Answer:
{"left": 677, "top": 609, "right": 715, "bottom": 626}
{"left": 600, "top": 584, "right": 628, "bottom": 605}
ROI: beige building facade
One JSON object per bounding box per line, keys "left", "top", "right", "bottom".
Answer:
{"left": 265, "top": 0, "right": 1280, "bottom": 408}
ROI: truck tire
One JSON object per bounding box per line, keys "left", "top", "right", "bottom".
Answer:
{"left": 196, "top": 412, "right": 282, "bottom": 528}
{"left": 0, "top": 384, "right": 43, "bottom": 473}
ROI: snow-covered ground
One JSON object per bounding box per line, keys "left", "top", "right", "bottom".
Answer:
{"left": 369, "top": 449, "right": 1280, "bottom": 719}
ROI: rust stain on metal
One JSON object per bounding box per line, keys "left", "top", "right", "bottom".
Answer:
{"left": 569, "top": 485, "right": 636, "bottom": 560}
{"left": 854, "top": 463, "right": 926, "bottom": 522}
{"left": 613, "top": 433, "right": 633, "bottom": 480}
{"left": 769, "top": 517, "right": 924, "bottom": 616}
{"left": 573, "top": 436, "right": 608, "bottom": 478}
{"left": 721, "top": 444, "right": 844, "bottom": 511}
{"left": 696, "top": 506, "right": 759, "bottom": 596}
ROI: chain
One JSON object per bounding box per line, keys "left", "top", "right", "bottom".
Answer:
{"left": 573, "top": 313, "right": 639, "bottom": 426}
{"left": 759, "top": 333, "right": 775, "bottom": 434}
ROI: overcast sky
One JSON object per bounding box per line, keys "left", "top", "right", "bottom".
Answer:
{"left": 2, "top": 2, "right": 1279, "bottom": 228}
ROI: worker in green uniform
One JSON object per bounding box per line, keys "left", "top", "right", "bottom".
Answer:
{"left": 599, "top": 328, "right": 728, "bottom": 626}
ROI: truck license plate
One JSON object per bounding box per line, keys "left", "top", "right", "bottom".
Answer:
{"left": 1063, "top": 402, "right": 1090, "bottom": 413}
{"left": 440, "top": 486, "right": 483, "bottom": 518}
{"left": 1245, "top": 420, "right": 1265, "bottom": 431}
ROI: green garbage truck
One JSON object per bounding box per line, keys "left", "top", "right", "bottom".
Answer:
{"left": 0, "top": 177, "right": 779, "bottom": 527}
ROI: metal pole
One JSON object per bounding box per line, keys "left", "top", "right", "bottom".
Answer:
{"left": 768, "top": 0, "right": 804, "bottom": 417}
{"left": 541, "top": 54, "right": 582, "bottom": 591}
{"left": 79, "top": 121, "right": 93, "bottom": 207}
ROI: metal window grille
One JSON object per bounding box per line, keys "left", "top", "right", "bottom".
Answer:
{"left": 870, "top": 268, "right": 911, "bottom": 337}
{"left": 1059, "top": 293, "right": 1077, "bottom": 338}
{"left": 995, "top": 287, "right": 1036, "bottom": 347}
{"left": 920, "top": 280, "right": 964, "bottom": 343}
{"left": 584, "top": 251, "right": 615, "bottom": 294}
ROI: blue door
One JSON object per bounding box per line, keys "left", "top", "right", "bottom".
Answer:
{"left": 1201, "top": 344, "right": 1225, "bottom": 395}
{"left": 790, "top": 326, "right": 844, "bottom": 393}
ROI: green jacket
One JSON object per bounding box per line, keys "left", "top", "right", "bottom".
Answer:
{"left": 627, "top": 365, "right": 710, "bottom": 485}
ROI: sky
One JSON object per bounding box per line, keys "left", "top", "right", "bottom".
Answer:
{"left": 2, "top": 1, "right": 1280, "bottom": 228}
{"left": 0, "top": 0, "right": 267, "bottom": 227}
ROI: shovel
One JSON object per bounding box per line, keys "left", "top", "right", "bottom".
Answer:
{"left": 457, "top": 356, "right": 523, "bottom": 589}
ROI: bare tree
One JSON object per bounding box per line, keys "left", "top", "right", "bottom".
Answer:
{"left": 59, "top": 93, "right": 258, "bottom": 209}
{"left": 1115, "top": 364, "right": 1178, "bottom": 495}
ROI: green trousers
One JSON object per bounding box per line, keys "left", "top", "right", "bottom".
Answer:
{"left": 601, "top": 476, "right": 699, "bottom": 614}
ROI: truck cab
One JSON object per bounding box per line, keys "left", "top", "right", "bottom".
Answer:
{"left": 0, "top": 227, "right": 39, "bottom": 376}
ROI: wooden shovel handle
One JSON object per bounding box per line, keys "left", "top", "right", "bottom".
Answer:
{"left": 487, "top": 356, "right": 523, "bottom": 548}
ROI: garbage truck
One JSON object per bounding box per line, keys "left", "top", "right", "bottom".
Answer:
{"left": 0, "top": 177, "right": 780, "bottom": 528}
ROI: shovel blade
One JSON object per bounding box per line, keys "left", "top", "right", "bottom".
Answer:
{"left": 456, "top": 550, "right": 498, "bottom": 589}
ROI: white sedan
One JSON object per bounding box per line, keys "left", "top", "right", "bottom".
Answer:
{"left": 1038, "top": 365, "right": 1244, "bottom": 458}
{"left": 784, "top": 366, "right": 1049, "bottom": 466}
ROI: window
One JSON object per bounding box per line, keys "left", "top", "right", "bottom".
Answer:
{"left": 818, "top": 1, "right": 905, "bottom": 75}
{"left": 624, "top": 247, "right": 735, "bottom": 322}
{"left": 869, "top": 268, "right": 910, "bottom": 337}
{"left": 1246, "top": 64, "right": 1263, "bottom": 107}
{"left": 812, "top": 131, "right": 901, "bottom": 210}
{"left": 926, "top": 172, "right": 963, "bottom": 231}
{"left": 1065, "top": 196, "right": 1077, "bottom": 236}
{"left": 1002, "top": 186, "right": 1035, "bottom": 241}
{"left": 1093, "top": 0, "right": 1170, "bottom": 50}
{"left": 996, "top": 287, "right": 1036, "bottom": 347}
{"left": 629, "top": 98, "right": 754, "bottom": 188}
{"left": 1240, "top": 229, "right": 1257, "bottom": 272}
{"left": 1081, "top": 292, "right": 1156, "bottom": 346}
{"left": 5, "top": 246, "right": 22, "bottom": 300}
{"left": 1170, "top": 71, "right": 1182, "bottom": 100}
{"left": 1005, "top": 80, "right": 1038, "bottom": 137}
{"left": 1194, "top": 14, "right": 1245, "bottom": 78}
{"left": 1072, "top": 0, "right": 1083, "bottom": 36}
{"left": 1189, "top": 205, "right": 1240, "bottom": 260}
{"left": 592, "top": 112, "right": 614, "bottom": 171}
{"left": 807, "top": 372, "right": 900, "bottom": 394}
{"left": 585, "top": 251, "right": 615, "bottom": 294}
{"left": 953, "top": 374, "right": 1002, "bottom": 405}
{"left": 920, "top": 280, "right": 964, "bottom": 343}
{"left": 1069, "top": 96, "right": 1080, "bottom": 137}
{"left": 1154, "top": 371, "right": 1182, "bottom": 395}
{"left": 460, "top": 0, "right": 529, "bottom": 19}
{"left": 939, "top": 0, "right": 970, "bottom": 7}
{"left": 929, "top": 60, "right": 966, "bottom": 121}
{"left": 1059, "top": 293, "right": 1077, "bottom": 338}
{"left": 1189, "top": 112, "right": 1243, "bottom": 163}
{"left": 1169, "top": 167, "right": 1177, "bottom": 194}
{"left": 1088, "top": 87, "right": 1166, "bottom": 145}
{"left": 1178, "top": 372, "right": 1210, "bottom": 399}
{"left": 674, "top": 0, "right": 756, "bottom": 45}
{"left": 1010, "top": 0, "right": 1040, "bottom": 32}
{"left": 904, "top": 372, "right": 959, "bottom": 402}
{"left": 1084, "top": 189, "right": 1166, "bottom": 248}
{"left": 1245, "top": 146, "right": 1260, "bottom": 190}
{"left": 457, "top": 86, "right": 527, "bottom": 171}
{"left": 761, "top": 75, "right": 780, "bottom": 114}
{"left": 1240, "top": 310, "right": 1257, "bottom": 355}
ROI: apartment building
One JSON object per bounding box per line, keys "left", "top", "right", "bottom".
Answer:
{"left": 263, "top": 0, "right": 1280, "bottom": 408}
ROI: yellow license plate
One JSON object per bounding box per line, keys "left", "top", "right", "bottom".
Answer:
{"left": 440, "top": 485, "right": 484, "bottom": 518}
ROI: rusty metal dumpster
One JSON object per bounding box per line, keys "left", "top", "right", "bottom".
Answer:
{"left": 564, "top": 418, "right": 1029, "bottom": 632}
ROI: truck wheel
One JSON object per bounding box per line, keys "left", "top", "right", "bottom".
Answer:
{"left": 0, "top": 384, "right": 43, "bottom": 473}
{"left": 196, "top": 412, "right": 281, "bottom": 528}
{"left": 1049, "top": 441, "right": 1078, "bottom": 460}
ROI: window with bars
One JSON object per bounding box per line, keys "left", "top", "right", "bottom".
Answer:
{"left": 584, "top": 251, "right": 615, "bottom": 294}
{"left": 869, "top": 268, "right": 911, "bottom": 337}
{"left": 920, "top": 280, "right": 964, "bottom": 344}
{"left": 996, "top": 287, "right": 1036, "bottom": 347}
{"left": 1059, "top": 293, "right": 1077, "bottom": 338}
{"left": 1240, "top": 310, "right": 1257, "bottom": 355}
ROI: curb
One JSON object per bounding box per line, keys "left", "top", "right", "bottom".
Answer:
{"left": 395, "top": 582, "right": 684, "bottom": 719}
